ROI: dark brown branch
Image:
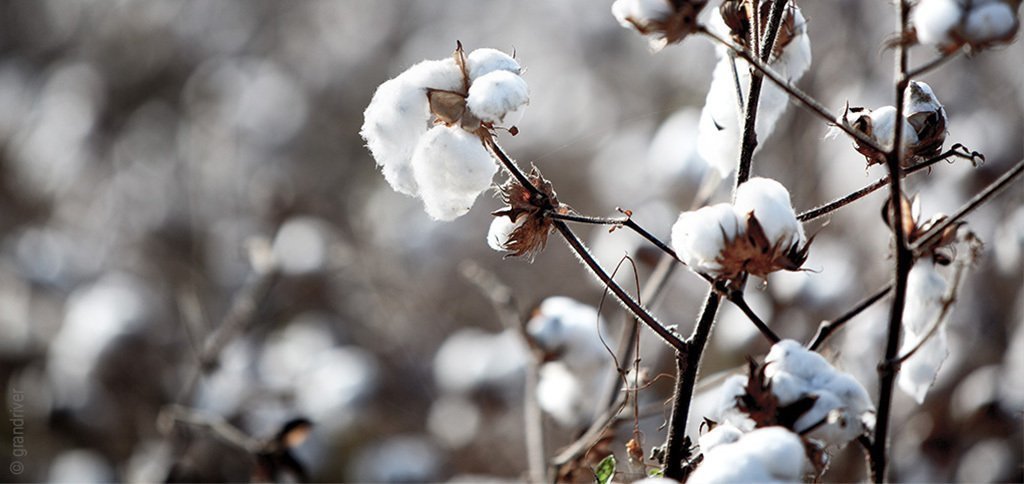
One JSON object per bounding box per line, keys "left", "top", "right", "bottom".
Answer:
{"left": 725, "top": 287, "right": 781, "bottom": 343}
{"left": 807, "top": 282, "right": 894, "bottom": 351}
{"left": 910, "top": 158, "right": 1024, "bottom": 254}
{"left": 663, "top": 290, "right": 721, "bottom": 481}
{"left": 871, "top": 3, "right": 914, "bottom": 481}
{"left": 547, "top": 210, "right": 684, "bottom": 266}
{"left": 797, "top": 144, "right": 981, "bottom": 222}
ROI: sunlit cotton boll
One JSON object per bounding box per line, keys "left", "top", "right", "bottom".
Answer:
{"left": 361, "top": 58, "right": 463, "bottom": 196}
{"left": 466, "top": 48, "right": 521, "bottom": 81}
{"left": 671, "top": 203, "right": 741, "bottom": 276}
{"left": 689, "top": 427, "right": 807, "bottom": 484}
{"left": 487, "top": 214, "right": 525, "bottom": 252}
{"left": 898, "top": 260, "right": 949, "bottom": 403}
{"left": 733, "top": 177, "right": 805, "bottom": 250}
{"left": 611, "top": 0, "right": 675, "bottom": 30}
{"left": 411, "top": 125, "right": 497, "bottom": 221}
{"left": 466, "top": 70, "right": 529, "bottom": 126}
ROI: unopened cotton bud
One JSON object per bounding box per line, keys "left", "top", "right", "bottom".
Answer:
{"left": 466, "top": 70, "right": 529, "bottom": 126}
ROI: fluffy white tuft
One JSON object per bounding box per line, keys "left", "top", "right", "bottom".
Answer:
{"left": 487, "top": 215, "right": 524, "bottom": 252}
{"left": 466, "top": 70, "right": 529, "bottom": 125}
{"left": 898, "top": 260, "right": 950, "bottom": 403}
{"left": 466, "top": 48, "right": 521, "bottom": 81}
{"left": 537, "top": 362, "right": 589, "bottom": 427}
{"left": 411, "top": 125, "right": 497, "bottom": 221}
{"left": 868, "top": 105, "right": 919, "bottom": 153}
{"left": 904, "top": 81, "right": 944, "bottom": 117}
{"left": 671, "top": 203, "right": 741, "bottom": 274}
{"left": 611, "top": 0, "right": 675, "bottom": 28}
{"left": 689, "top": 426, "right": 807, "bottom": 484}
{"left": 733, "top": 177, "right": 805, "bottom": 251}
{"left": 912, "top": 0, "right": 964, "bottom": 48}
{"left": 963, "top": 2, "right": 1019, "bottom": 44}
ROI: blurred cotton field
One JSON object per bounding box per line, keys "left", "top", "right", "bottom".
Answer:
{"left": 0, "top": 1, "right": 1021, "bottom": 483}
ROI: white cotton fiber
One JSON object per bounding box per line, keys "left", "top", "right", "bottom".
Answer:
{"left": 912, "top": 0, "right": 964, "bottom": 48}
{"left": 411, "top": 125, "right": 497, "bottom": 221}
{"left": 733, "top": 177, "right": 805, "bottom": 250}
{"left": 487, "top": 215, "right": 524, "bottom": 252}
{"left": 466, "top": 48, "right": 521, "bottom": 81}
{"left": 671, "top": 203, "right": 742, "bottom": 275}
{"left": 868, "top": 105, "right": 919, "bottom": 153}
{"left": 898, "top": 260, "right": 950, "bottom": 403}
{"left": 689, "top": 426, "right": 806, "bottom": 483}
{"left": 697, "top": 58, "right": 745, "bottom": 178}
{"left": 467, "top": 70, "right": 529, "bottom": 125}
{"left": 963, "top": 2, "right": 1019, "bottom": 44}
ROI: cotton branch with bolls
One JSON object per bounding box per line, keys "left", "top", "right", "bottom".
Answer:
{"left": 360, "top": 43, "right": 528, "bottom": 221}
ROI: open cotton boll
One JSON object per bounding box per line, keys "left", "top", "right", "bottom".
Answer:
{"left": 411, "top": 125, "right": 497, "bottom": 221}
{"left": 671, "top": 203, "right": 742, "bottom": 275}
{"left": 697, "top": 58, "right": 744, "bottom": 178}
{"left": 912, "top": 0, "right": 964, "bottom": 48}
{"left": 612, "top": 0, "right": 675, "bottom": 28}
{"left": 869, "top": 105, "right": 919, "bottom": 152}
{"left": 527, "top": 296, "right": 609, "bottom": 373}
{"left": 466, "top": 48, "right": 521, "bottom": 81}
{"left": 698, "top": 422, "right": 744, "bottom": 453}
{"left": 899, "top": 260, "right": 950, "bottom": 403}
{"left": 361, "top": 58, "right": 464, "bottom": 196}
{"left": 904, "top": 81, "right": 944, "bottom": 116}
{"left": 487, "top": 215, "right": 524, "bottom": 252}
{"left": 963, "top": 2, "right": 1019, "bottom": 44}
{"left": 689, "top": 427, "right": 807, "bottom": 484}
{"left": 734, "top": 177, "right": 805, "bottom": 249}
{"left": 466, "top": 70, "right": 529, "bottom": 126}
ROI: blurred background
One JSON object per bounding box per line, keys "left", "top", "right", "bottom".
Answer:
{"left": 0, "top": 0, "right": 1021, "bottom": 482}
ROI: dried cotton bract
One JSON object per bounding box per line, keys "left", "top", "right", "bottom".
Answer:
{"left": 671, "top": 177, "right": 809, "bottom": 281}
{"left": 612, "top": 0, "right": 709, "bottom": 49}
{"left": 912, "top": 0, "right": 1021, "bottom": 52}
{"left": 361, "top": 44, "right": 529, "bottom": 221}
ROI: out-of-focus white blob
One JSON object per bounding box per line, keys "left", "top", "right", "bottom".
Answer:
{"left": 427, "top": 394, "right": 481, "bottom": 449}
{"left": 647, "top": 108, "right": 714, "bottom": 203}
{"left": 999, "top": 295, "right": 1024, "bottom": 410}
{"left": 769, "top": 238, "right": 856, "bottom": 308}
{"left": 733, "top": 177, "right": 806, "bottom": 251}
{"left": 955, "top": 438, "right": 1016, "bottom": 483}
{"left": 912, "top": 0, "right": 965, "bottom": 48}
{"left": 233, "top": 61, "right": 308, "bottom": 147}
{"left": 698, "top": 4, "right": 811, "bottom": 179}
{"left": 963, "top": 2, "right": 1019, "bottom": 44}
{"left": 951, "top": 364, "right": 1001, "bottom": 419}
{"left": 671, "top": 203, "right": 741, "bottom": 275}
{"left": 433, "top": 328, "right": 527, "bottom": 394}
{"left": 125, "top": 440, "right": 173, "bottom": 484}
{"left": 361, "top": 58, "right": 463, "bottom": 196}
{"left": 689, "top": 426, "right": 807, "bottom": 484}
{"left": 993, "top": 205, "right": 1024, "bottom": 276}
{"left": 411, "top": 125, "right": 497, "bottom": 221}
{"left": 712, "top": 289, "right": 772, "bottom": 352}
{"left": 196, "top": 339, "right": 255, "bottom": 415}
{"left": 466, "top": 48, "right": 522, "bottom": 81}
{"left": 528, "top": 297, "right": 613, "bottom": 426}
{"left": 49, "top": 449, "right": 114, "bottom": 483}
{"left": 47, "top": 274, "right": 150, "bottom": 408}
{"left": 349, "top": 435, "right": 443, "bottom": 483}
{"left": 898, "top": 260, "right": 949, "bottom": 404}
{"left": 295, "top": 346, "right": 378, "bottom": 421}
{"left": 612, "top": 0, "right": 677, "bottom": 49}
{"left": 271, "top": 216, "right": 331, "bottom": 275}
{"left": 466, "top": 70, "right": 529, "bottom": 126}
{"left": 912, "top": 0, "right": 1020, "bottom": 50}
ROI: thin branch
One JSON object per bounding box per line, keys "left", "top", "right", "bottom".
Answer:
{"left": 906, "top": 49, "right": 962, "bottom": 79}
{"left": 546, "top": 210, "right": 684, "bottom": 266}
{"left": 797, "top": 144, "right": 978, "bottom": 222}
{"left": 894, "top": 261, "right": 966, "bottom": 365}
{"left": 807, "top": 281, "right": 894, "bottom": 351}
{"left": 159, "top": 405, "right": 260, "bottom": 454}
{"left": 871, "top": 3, "right": 914, "bottom": 481}
{"left": 729, "top": 54, "right": 746, "bottom": 115}
{"left": 552, "top": 394, "right": 628, "bottom": 467}
{"left": 699, "top": 26, "right": 885, "bottom": 154}
{"left": 459, "top": 262, "right": 549, "bottom": 484}
{"left": 725, "top": 287, "right": 781, "bottom": 343}
{"left": 663, "top": 290, "right": 721, "bottom": 481}
{"left": 910, "top": 158, "right": 1024, "bottom": 254}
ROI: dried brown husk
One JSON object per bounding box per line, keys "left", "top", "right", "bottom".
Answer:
{"left": 623, "top": 0, "right": 709, "bottom": 45}
{"left": 719, "top": 0, "right": 799, "bottom": 61}
{"left": 711, "top": 211, "right": 810, "bottom": 282}
{"left": 491, "top": 167, "right": 563, "bottom": 260}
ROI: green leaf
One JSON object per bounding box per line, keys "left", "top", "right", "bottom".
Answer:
{"left": 594, "top": 454, "right": 616, "bottom": 484}
{"left": 648, "top": 467, "right": 665, "bottom": 478}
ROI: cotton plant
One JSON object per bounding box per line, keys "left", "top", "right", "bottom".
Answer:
{"left": 710, "top": 340, "right": 875, "bottom": 450}
{"left": 912, "top": 0, "right": 1021, "bottom": 52}
{"left": 697, "top": 1, "right": 812, "bottom": 178}
{"left": 527, "top": 297, "right": 614, "bottom": 427}
{"left": 833, "top": 81, "right": 948, "bottom": 166}
{"left": 361, "top": 44, "right": 528, "bottom": 220}
{"left": 671, "top": 177, "right": 809, "bottom": 282}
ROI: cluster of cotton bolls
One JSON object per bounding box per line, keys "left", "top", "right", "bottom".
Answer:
{"left": 527, "top": 297, "right": 615, "bottom": 428}
{"left": 671, "top": 177, "right": 806, "bottom": 280}
{"left": 712, "top": 340, "right": 876, "bottom": 449}
{"left": 361, "top": 46, "right": 529, "bottom": 221}
{"left": 698, "top": 1, "right": 812, "bottom": 179}
{"left": 834, "top": 81, "right": 948, "bottom": 166}
{"left": 912, "top": 0, "right": 1020, "bottom": 51}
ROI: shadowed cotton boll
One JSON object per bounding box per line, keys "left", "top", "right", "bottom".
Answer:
{"left": 47, "top": 273, "right": 150, "bottom": 408}
{"left": 898, "top": 260, "right": 950, "bottom": 404}
{"left": 433, "top": 328, "right": 527, "bottom": 394}
{"left": 671, "top": 203, "right": 741, "bottom": 275}
{"left": 689, "top": 427, "right": 807, "bottom": 483}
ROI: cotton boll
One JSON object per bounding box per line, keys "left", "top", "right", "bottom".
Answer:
{"left": 537, "top": 361, "right": 589, "bottom": 427}
{"left": 904, "top": 81, "right": 944, "bottom": 117}
{"left": 487, "top": 215, "right": 524, "bottom": 252}
{"left": 361, "top": 79, "right": 427, "bottom": 196}
{"left": 612, "top": 0, "right": 674, "bottom": 28}
{"left": 647, "top": 108, "right": 711, "bottom": 199}
{"left": 697, "top": 58, "right": 744, "bottom": 178}
{"left": 869, "top": 105, "right": 919, "bottom": 153}
{"left": 411, "top": 125, "right": 497, "bottom": 221}
{"left": 689, "top": 427, "right": 806, "bottom": 483}
{"left": 912, "top": 0, "right": 964, "bottom": 48}
{"left": 466, "top": 48, "right": 521, "bottom": 81}
{"left": 963, "top": 2, "right": 1019, "bottom": 44}
{"left": 734, "top": 177, "right": 805, "bottom": 249}
{"left": 671, "top": 203, "right": 742, "bottom": 275}
{"left": 898, "top": 260, "right": 949, "bottom": 403}
{"left": 527, "top": 297, "right": 609, "bottom": 373}
{"left": 433, "top": 328, "right": 528, "bottom": 394}
{"left": 698, "top": 422, "right": 744, "bottom": 453}
{"left": 466, "top": 70, "right": 529, "bottom": 125}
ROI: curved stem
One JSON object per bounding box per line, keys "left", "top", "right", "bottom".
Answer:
{"left": 726, "top": 288, "right": 781, "bottom": 343}
{"left": 807, "top": 281, "right": 894, "bottom": 351}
